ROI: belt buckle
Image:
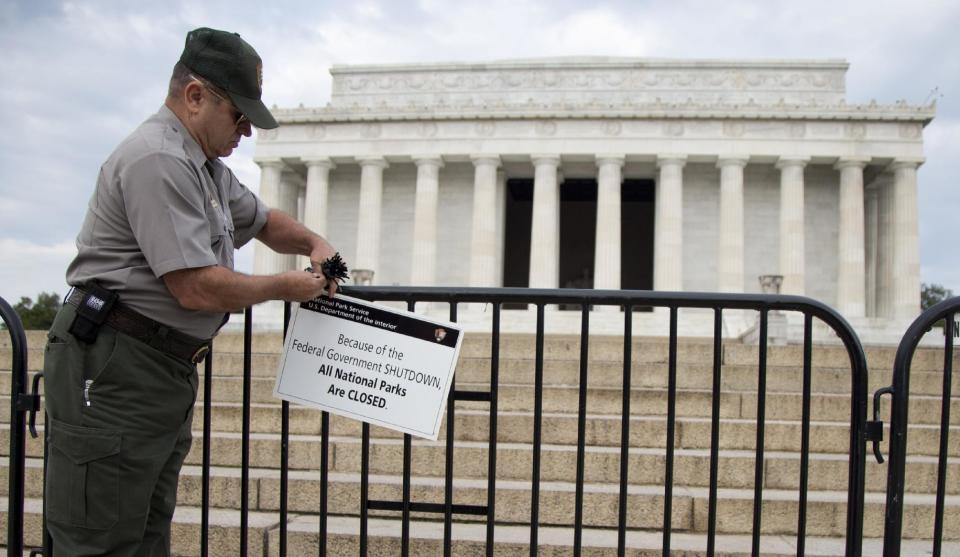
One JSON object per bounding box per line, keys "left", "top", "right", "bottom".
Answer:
{"left": 190, "top": 344, "right": 210, "bottom": 364}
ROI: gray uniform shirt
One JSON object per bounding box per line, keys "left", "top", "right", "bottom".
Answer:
{"left": 66, "top": 105, "right": 269, "bottom": 338}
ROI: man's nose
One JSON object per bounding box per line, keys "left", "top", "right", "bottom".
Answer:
{"left": 240, "top": 121, "right": 253, "bottom": 137}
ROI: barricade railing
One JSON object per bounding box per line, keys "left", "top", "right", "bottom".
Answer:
{"left": 880, "top": 296, "right": 960, "bottom": 557}
{"left": 4, "top": 288, "right": 876, "bottom": 556}
{"left": 2, "top": 297, "right": 28, "bottom": 555}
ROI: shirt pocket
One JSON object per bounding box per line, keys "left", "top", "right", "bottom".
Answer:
{"left": 207, "top": 202, "right": 235, "bottom": 270}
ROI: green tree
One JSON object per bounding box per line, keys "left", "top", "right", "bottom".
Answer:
{"left": 921, "top": 282, "right": 954, "bottom": 311}
{"left": 10, "top": 292, "right": 62, "bottom": 330}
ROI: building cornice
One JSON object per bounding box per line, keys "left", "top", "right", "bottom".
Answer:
{"left": 330, "top": 57, "right": 851, "bottom": 74}
{"left": 269, "top": 101, "right": 935, "bottom": 126}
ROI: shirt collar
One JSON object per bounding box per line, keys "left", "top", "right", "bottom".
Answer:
{"left": 155, "top": 105, "right": 211, "bottom": 171}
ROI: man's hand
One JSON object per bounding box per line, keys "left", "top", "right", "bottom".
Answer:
{"left": 310, "top": 239, "right": 339, "bottom": 298}
{"left": 280, "top": 270, "right": 330, "bottom": 302}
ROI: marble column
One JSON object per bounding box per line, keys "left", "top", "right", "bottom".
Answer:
{"left": 253, "top": 159, "right": 284, "bottom": 276}
{"left": 890, "top": 159, "right": 923, "bottom": 319}
{"left": 835, "top": 157, "right": 870, "bottom": 317}
{"left": 865, "top": 185, "right": 879, "bottom": 318}
{"left": 303, "top": 157, "right": 334, "bottom": 236}
{"left": 469, "top": 156, "right": 501, "bottom": 287}
{"left": 594, "top": 155, "right": 625, "bottom": 292}
{"left": 410, "top": 156, "right": 443, "bottom": 286}
{"left": 494, "top": 170, "right": 506, "bottom": 287}
{"left": 654, "top": 155, "right": 686, "bottom": 292}
{"left": 529, "top": 155, "right": 561, "bottom": 289}
{"left": 354, "top": 157, "right": 389, "bottom": 281}
{"left": 876, "top": 176, "right": 895, "bottom": 318}
{"left": 277, "top": 175, "right": 300, "bottom": 272}
{"left": 717, "top": 157, "right": 748, "bottom": 293}
{"left": 776, "top": 157, "right": 809, "bottom": 295}
{"left": 299, "top": 157, "right": 334, "bottom": 269}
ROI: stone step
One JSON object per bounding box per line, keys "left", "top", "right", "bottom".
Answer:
{"left": 0, "top": 497, "right": 276, "bottom": 557}
{"left": 319, "top": 440, "right": 960, "bottom": 495}
{"left": 182, "top": 391, "right": 955, "bottom": 435}
{"left": 4, "top": 407, "right": 956, "bottom": 465}
{"left": 449, "top": 358, "right": 959, "bottom": 396}
{"left": 269, "top": 515, "right": 958, "bottom": 557}
{"left": 5, "top": 333, "right": 958, "bottom": 377}
{"left": 8, "top": 498, "right": 955, "bottom": 557}
{"left": 255, "top": 474, "right": 959, "bottom": 540}
{"left": 4, "top": 463, "right": 958, "bottom": 541}
{"left": 3, "top": 373, "right": 958, "bottom": 437}
{"left": 0, "top": 349, "right": 960, "bottom": 400}
{"left": 15, "top": 384, "right": 955, "bottom": 432}
{"left": 197, "top": 330, "right": 955, "bottom": 371}
{"left": 5, "top": 432, "right": 957, "bottom": 496}
{"left": 9, "top": 429, "right": 957, "bottom": 505}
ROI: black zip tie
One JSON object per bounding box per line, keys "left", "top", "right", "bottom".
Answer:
{"left": 307, "top": 252, "right": 350, "bottom": 284}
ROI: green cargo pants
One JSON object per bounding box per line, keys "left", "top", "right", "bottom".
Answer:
{"left": 43, "top": 304, "right": 198, "bottom": 556}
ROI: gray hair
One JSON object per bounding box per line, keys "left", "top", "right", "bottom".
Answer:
{"left": 167, "top": 61, "right": 194, "bottom": 100}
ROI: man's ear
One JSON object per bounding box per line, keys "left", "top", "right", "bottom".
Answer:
{"left": 183, "top": 80, "right": 205, "bottom": 114}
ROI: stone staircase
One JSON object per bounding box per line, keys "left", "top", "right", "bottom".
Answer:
{"left": 1, "top": 328, "right": 958, "bottom": 556}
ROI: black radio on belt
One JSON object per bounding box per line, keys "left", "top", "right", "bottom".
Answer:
{"left": 68, "top": 284, "right": 119, "bottom": 344}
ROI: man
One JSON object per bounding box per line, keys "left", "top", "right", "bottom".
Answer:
{"left": 42, "top": 27, "right": 336, "bottom": 555}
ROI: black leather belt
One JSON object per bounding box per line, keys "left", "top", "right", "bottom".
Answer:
{"left": 66, "top": 288, "right": 211, "bottom": 364}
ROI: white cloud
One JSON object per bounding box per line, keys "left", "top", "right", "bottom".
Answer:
{"left": 353, "top": 1, "right": 385, "bottom": 20}
{"left": 0, "top": 238, "right": 77, "bottom": 304}
{"left": 923, "top": 118, "right": 960, "bottom": 151}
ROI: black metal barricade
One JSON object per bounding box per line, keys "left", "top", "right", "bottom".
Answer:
{"left": 4, "top": 288, "right": 879, "bottom": 556}
{"left": 2, "top": 296, "right": 33, "bottom": 556}
{"left": 879, "top": 296, "right": 960, "bottom": 557}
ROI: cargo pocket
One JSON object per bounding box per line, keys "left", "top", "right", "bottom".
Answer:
{"left": 45, "top": 418, "right": 121, "bottom": 530}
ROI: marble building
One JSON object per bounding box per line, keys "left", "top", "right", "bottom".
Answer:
{"left": 251, "top": 58, "right": 935, "bottom": 339}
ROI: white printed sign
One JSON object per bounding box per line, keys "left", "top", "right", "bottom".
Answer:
{"left": 273, "top": 295, "right": 463, "bottom": 440}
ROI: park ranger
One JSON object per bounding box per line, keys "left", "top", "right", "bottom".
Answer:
{"left": 43, "top": 27, "right": 337, "bottom": 555}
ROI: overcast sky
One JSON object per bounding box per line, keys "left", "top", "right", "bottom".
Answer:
{"left": 1, "top": 0, "right": 957, "bottom": 306}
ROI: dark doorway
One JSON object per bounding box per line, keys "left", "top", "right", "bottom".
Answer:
{"left": 502, "top": 179, "right": 533, "bottom": 294}
{"left": 559, "top": 178, "right": 598, "bottom": 289}
{"left": 622, "top": 179, "right": 655, "bottom": 304}
{"left": 559, "top": 179, "right": 597, "bottom": 310}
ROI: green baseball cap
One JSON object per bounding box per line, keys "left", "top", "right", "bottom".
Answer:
{"left": 179, "top": 27, "right": 279, "bottom": 130}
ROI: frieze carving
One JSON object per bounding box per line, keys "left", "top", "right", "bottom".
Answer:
{"left": 329, "top": 59, "right": 851, "bottom": 110}
{"left": 788, "top": 122, "right": 806, "bottom": 138}
{"left": 258, "top": 128, "right": 279, "bottom": 141}
{"left": 664, "top": 122, "right": 685, "bottom": 137}
{"left": 536, "top": 120, "right": 557, "bottom": 136}
{"left": 308, "top": 124, "right": 326, "bottom": 139}
{"left": 330, "top": 68, "right": 857, "bottom": 96}
{"left": 723, "top": 121, "right": 745, "bottom": 138}
{"left": 476, "top": 121, "right": 496, "bottom": 136}
{"left": 845, "top": 123, "right": 867, "bottom": 139}
{"left": 417, "top": 122, "right": 438, "bottom": 137}
{"left": 898, "top": 123, "right": 920, "bottom": 139}
{"left": 603, "top": 121, "right": 622, "bottom": 136}
{"left": 362, "top": 123, "right": 382, "bottom": 138}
